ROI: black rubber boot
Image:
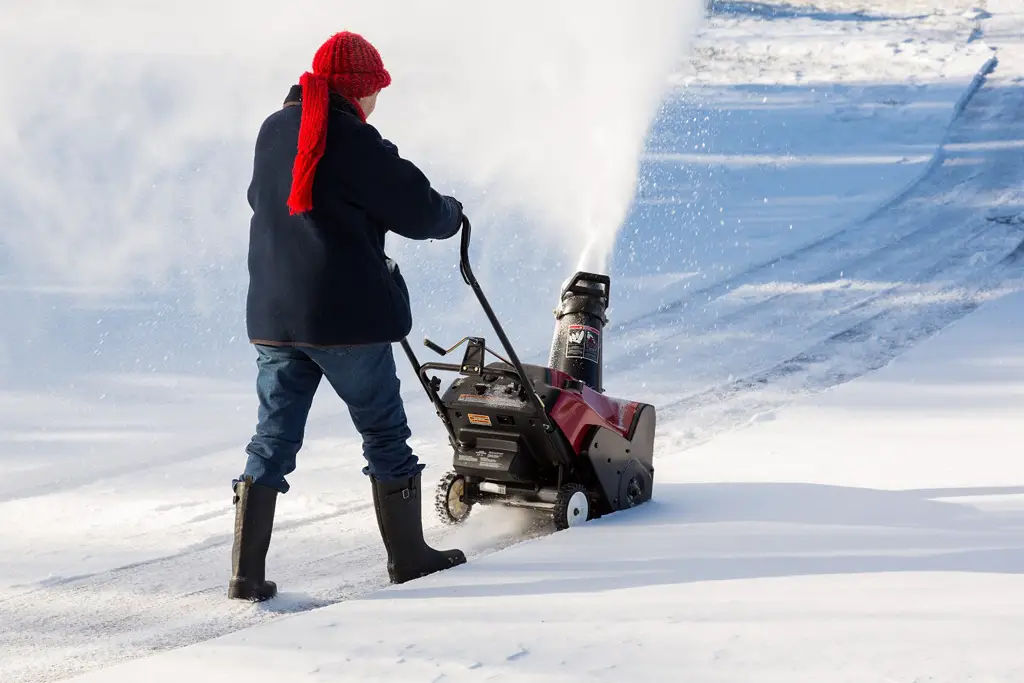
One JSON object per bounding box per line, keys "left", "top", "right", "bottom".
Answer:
{"left": 371, "top": 472, "right": 466, "bottom": 583}
{"left": 228, "top": 475, "right": 278, "bottom": 601}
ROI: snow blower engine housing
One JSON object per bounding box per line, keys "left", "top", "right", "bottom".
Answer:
{"left": 400, "top": 216, "right": 656, "bottom": 530}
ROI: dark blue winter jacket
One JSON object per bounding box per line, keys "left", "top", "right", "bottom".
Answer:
{"left": 245, "top": 85, "right": 462, "bottom": 347}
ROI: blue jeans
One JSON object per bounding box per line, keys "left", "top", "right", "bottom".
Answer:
{"left": 239, "top": 343, "right": 423, "bottom": 493}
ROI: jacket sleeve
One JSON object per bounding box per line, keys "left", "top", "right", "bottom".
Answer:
{"left": 337, "top": 124, "right": 462, "bottom": 241}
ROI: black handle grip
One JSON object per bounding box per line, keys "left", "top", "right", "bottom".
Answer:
{"left": 459, "top": 215, "right": 472, "bottom": 286}
{"left": 423, "top": 338, "right": 448, "bottom": 356}
{"left": 459, "top": 214, "right": 471, "bottom": 252}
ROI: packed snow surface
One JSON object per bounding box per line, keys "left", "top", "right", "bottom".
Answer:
{"left": 2, "top": 0, "right": 1024, "bottom": 681}
{"left": 62, "top": 224, "right": 1024, "bottom": 683}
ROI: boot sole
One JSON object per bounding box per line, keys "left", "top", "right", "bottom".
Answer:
{"left": 389, "top": 554, "right": 467, "bottom": 584}
{"left": 228, "top": 578, "right": 278, "bottom": 601}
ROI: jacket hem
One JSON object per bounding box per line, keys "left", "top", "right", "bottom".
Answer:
{"left": 249, "top": 338, "right": 401, "bottom": 349}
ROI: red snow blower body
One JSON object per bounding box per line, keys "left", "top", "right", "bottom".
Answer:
{"left": 400, "top": 216, "right": 656, "bottom": 530}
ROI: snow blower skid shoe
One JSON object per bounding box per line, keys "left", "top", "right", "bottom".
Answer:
{"left": 371, "top": 472, "right": 467, "bottom": 584}
{"left": 228, "top": 475, "right": 278, "bottom": 601}
{"left": 399, "top": 215, "right": 656, "bottom": 532}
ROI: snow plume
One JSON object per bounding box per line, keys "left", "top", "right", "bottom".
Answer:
{"left": 358, "top": 0, "right": 708, "bottom": 275}
{"left": 0, "top": 0, "right": 705, "bottom": 295}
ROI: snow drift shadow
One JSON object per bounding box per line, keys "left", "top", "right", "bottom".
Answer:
{"left": 710, "top": 1, "right": 930, "bottom": 23}
{"left": 611, "top": 79, "right": 1017, "bottom": 323}
{"left": 369, "top": 481, "right": 1024, "bottom": 601}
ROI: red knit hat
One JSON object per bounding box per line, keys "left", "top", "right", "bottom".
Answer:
{"left": 287, "top": 31, "right": 392, "bottom": 215}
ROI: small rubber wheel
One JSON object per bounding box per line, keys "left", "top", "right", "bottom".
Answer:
{"left": 553, "top": 483, "right": 591, "bottom": 530}
{"left": 617, "top": 460, "right": 654, "bottom": 510}
{"left": 435, "top": 471, "right": 472, "bottom": 525}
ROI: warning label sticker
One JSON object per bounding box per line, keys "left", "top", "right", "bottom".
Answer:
{"left": 456, "top": 449, "right": 509, "bottom": 470}
{"left": 566, "top": 324, "right": 600, "bottom": 363}
{"left": 458, "top": 393, "right": 494, "bottom": 404}
{"left": 467, "top": 413, "right": 492, "bottom": 426}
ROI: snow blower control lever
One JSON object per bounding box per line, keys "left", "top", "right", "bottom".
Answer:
{"left": 400, "top": 214, "right": 656, "bottom": 531}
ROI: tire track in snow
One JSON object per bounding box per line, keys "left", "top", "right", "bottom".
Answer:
{"left": 0, "top": 499, "right": 550, "bottom": 683}
{"left": 659, "top": 233, "right": 1024, "bottom": 435}
{"left": 613, "top": 53, "right": 1000, "bottom": 339}
{"left": 646, "top": 54, "right": 1024, "bottom": 447}
{"left": 607, "top": 195, "right": 1010, "bottom": 376}
{"left": 612, "top": 185, "right": 1024, "bottom": 385}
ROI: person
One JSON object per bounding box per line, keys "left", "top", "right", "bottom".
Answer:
{"left": 229, "top": 31, "right": 466, "bottom": 602}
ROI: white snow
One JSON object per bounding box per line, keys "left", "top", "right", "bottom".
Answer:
{"left": 3, "top": 0, "right": 1024, "bottom": 681}
{"left": 59, "top": 253, "right": 1024, "bottom": 683}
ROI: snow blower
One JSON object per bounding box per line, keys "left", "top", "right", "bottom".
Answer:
{"left": 400, "top": 216, "right": 656, "bottom": 530}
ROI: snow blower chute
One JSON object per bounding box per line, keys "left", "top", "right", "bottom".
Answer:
{"left": 400, "top": 216, "right": 656, "bottom": 530}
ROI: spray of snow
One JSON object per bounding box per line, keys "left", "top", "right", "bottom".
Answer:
{"left": 353, "top": 0, "right": 708, "bottom": 274}
{"left": 0, "top": 0, "right": 705, "bottom": 294}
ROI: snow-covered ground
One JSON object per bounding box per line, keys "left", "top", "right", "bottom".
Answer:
{"left": 3, "top": 0, "right": 1024, "bottom": 681}
{"left": 62, "top": 284, "right": 1024, "bottom": 682}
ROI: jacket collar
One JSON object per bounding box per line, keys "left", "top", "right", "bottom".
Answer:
{"left": 282, "top": 84, "right": 361, "bottom": 118}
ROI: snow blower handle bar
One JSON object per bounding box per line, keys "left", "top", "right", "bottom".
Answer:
{"left": 456, "top": 215, "right": 555, "bottom": 432}
{"left": 398, "top": 215, "right": 557, "bottom": 450}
